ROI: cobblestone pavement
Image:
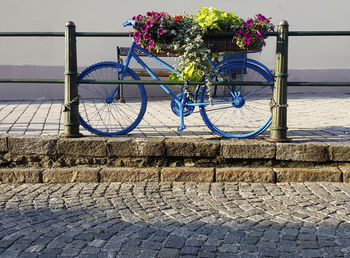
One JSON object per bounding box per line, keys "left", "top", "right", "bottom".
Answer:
{"left": 1, "top": 182, "right": 350, "bottom": 257}
{"left": 0, "top": 93, "right": 349, "bottom": 141}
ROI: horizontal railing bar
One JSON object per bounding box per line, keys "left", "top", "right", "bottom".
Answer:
{"left": 2, "top": 79, "right": 350, "bottom": 87}
{"left": 75, "top": 32, "right": 130, "bottom": 37}
{"left": 0, "top": 32, "right": 65, "bottom": 37}
{"left": 78, "top": 79, "right": 274, "bottom": 86}
{"left": 2, "top": 31, "right": 350, "bottom": 38}
{"left": 288, "top": 31, "right": 350, "bottom": 36}
{"left": 288, "top": 81, "right": 350, "bottom": 86}
{"left": 0, "top": 78, "right": 272, "bottom": 86}
{"left": 0, "top": 79, "right": 64, "bottom": 83}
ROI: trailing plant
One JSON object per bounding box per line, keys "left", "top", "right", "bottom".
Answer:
{"left": 128, "top": 8, "right": 274, "bottom": 98}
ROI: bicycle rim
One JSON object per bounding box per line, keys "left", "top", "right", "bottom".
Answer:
{"left": 200, "top": 61, "right": 273, "bottom": 138}
{"left": 78, "top": 61, "right": 147, "bottom": 136}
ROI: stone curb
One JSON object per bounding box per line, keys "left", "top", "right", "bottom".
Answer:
{"left": 161, "top": 167, "right": 214, "bottom": 182}
{"left": 216, "top": 167, "right": 275, "bottom": 183}
{"left": 274, "top": 167, "right": 342, "bottom": 182}
{"left": 276, "top": 142, "right": 330, "bottom": 162}
{"left": 42, "top": 167, "right": 99, "bottom": 183}
{"left": 0, "top": 166, "right": 349, "bottom": 184}
{"left": 100, "top": 167, "right": 159, "bottom": 182}
{"left": 0, "top": 135, "right": 7, "bottom": 152}
{"left": 339, "top": 167, "right": 350, "bottom": 183}
{"left": 1, "top": 135, "right": 350, "bottom": 163}
{"left": 0, "top": 168, "right": 42, "bottom": 183}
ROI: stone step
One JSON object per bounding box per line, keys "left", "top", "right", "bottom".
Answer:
{"left": 0, "top": 134, "right": 349, "bottom": 183}
{"left": 0, "top": 166, "right": 349, "bottom": 184}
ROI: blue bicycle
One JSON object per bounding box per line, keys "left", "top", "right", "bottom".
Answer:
{"left": 78, "top": 22, "right": 274, "bottom": 138}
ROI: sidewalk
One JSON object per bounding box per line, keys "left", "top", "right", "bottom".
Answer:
{"left": 1, "top": 182, "right": 350, "bottom": 257}
{"left": 0, "top": 92, "right": 349, "bottom": 142}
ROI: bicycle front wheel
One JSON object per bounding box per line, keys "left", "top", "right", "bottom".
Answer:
{"left": 78, "top": 61, "right": 147, "bottom": 136}
{"left": 200, "top": 61, "right": 273, "bottom": 138}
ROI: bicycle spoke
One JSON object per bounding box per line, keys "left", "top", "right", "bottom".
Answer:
{"left": 78, "top": 62, "right": 146, "bottom": 135}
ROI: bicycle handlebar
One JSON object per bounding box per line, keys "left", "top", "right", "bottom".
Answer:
{"left": 123, "top": 19, "right": 137, "bottom": 27}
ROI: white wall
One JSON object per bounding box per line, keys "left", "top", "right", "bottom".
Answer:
{"left": 0, "top": 0, "right": 350, "bottom": 99}
{"left": 1, "top": 0, "right": 350, "bottom": 68}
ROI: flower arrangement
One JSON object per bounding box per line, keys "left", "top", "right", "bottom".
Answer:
{"left": 131, "top": 11, "right": 179, "bottom": 52}
{"left": 128, "top": 8, "right": 274, "bottom": 88}
{"left": 233, "top": 14, "right": 274, "bottom": 49}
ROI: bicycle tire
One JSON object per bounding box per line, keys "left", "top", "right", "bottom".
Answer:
{"left": 78, "top": 61, "right": 147, "bottom": 136}
{"left": 199, "top": 61, "right": 273, "bottom": 138}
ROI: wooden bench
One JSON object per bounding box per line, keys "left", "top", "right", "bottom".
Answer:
{"left": 117, "top": 46, "right": 173, "bottom": 78}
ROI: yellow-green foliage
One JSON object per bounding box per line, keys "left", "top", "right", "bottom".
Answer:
{"left": 194, "top": 7, "right": 242, "bottom": 31}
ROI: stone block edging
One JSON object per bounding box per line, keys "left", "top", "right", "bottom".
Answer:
{"left": 0, "top": 166, "right": 349, "bottom": 184}
{"left": 1, "top": 135, "right": 350, "bottom": 163}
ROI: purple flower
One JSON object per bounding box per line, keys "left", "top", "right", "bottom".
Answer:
{"left": 147, "top": 12, "right": 153, "bottom": 17}
{"left": 245, "top": 18, "right": 253, "bottom": 28}
{"left": 157, "top": 28, "right": 164, "bottom": 35}
{"left": 256, "top": 30, "right": 263, "bottom": 39}
{"left": 134, "top": 31, "right": 141, "bottom": 39}
{"left": 256, "top": 14, "right": 265, "bottom": 22}
{"left": 144, "top": 33, "right": 151, "bottom": 40}
{"left": 149, "top": 40, "right": 155, "bottom": 48}
{"left": 235, "top": 29, "right": 242, "bottom": 36}
{"left": 146, "top": 20, "right": 153, "bottom": 27}
{"left": 155, "top": 17, "right": 161, "bottom": 22}
{"left": 243, "top": 37, "right": 251, "bottom": 45}
{"left": 141, "top": 25, "right": 148, "bottom": 32}
{"left": 270, "top": 25, "right": 275, "bottom": 32}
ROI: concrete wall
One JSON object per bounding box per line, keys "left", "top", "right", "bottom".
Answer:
{"left": 0, "top": 0, "right": 350, "bottom": 99}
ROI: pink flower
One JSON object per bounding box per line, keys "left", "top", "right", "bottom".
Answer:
{"left": 243, "top": 37, "right": 251, "bottom": 45}
{"left": 256, "top": 30, "right": 263, "bottom": 39}
{"left": 235, "top": 29, "right": 242, "bottom": 36}
{"left": 157, "top": 28, "right": 164, "bottom": 35}
{"left": 245, "top": 18, "right": 253, "bottom": 28}
{"left": 149, "top": 40, "right": 155, "bottom": 48}
{"left": 256, "top": 14, "right": 266, "bottom": 22}
{"left": 141, "top": 25, "right": 148, "bottom": 32}
{"left": 146, "top": 20, "right": 153, "bottom": 27}
{"left": 243, "top": 34, "right": 252, "bottom": 45}
{"left": 134, "top": 31, "right": 141, "bottom": 39}
{"left": 147, "top": 12, "right": 153, "bottom": 17}
{"left": 144, "top": 33, "right": 151, "bottom": 40}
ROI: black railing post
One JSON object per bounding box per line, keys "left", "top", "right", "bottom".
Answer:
{"left": 269, "top": 20, "right": 290, "bottom": 142}
{"left": 64, "top": 21, "right": 82, "bottom": 137}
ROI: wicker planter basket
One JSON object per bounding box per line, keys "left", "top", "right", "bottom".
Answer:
{"left": 205, "top": 37, "right": 261, "bottom": 52}
{"left": 150, "top": 38, "right": 261, "bottom": 56}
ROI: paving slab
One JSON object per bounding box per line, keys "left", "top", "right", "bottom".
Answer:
{"left": 0, "top": 93, "right": 349, "bottom": 142}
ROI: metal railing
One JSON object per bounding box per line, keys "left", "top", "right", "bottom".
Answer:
{"left": 1, "top": 21, "right": 350, "bottom": 140}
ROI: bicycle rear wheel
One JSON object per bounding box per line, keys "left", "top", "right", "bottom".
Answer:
{"left": 199, "top": 61, "right": 273, "bottom": 138}
{"left": 78, "top": 61, "right": 147, "bottom": 136}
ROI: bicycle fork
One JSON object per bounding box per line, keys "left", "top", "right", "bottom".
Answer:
{"left": 177, "top": 97, "right": 187, "bottom": 132}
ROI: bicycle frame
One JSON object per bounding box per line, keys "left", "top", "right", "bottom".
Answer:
{"left": 115, "top": 41, "right": 201, "bottom": 131}
{"left": 112, "top": 41, "right": 271, "bottom": 132}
